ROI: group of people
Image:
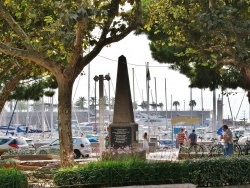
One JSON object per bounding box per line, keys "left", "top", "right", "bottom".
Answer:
{"left": 177, "top": 128, "right": 197, "bottom": 147}
{"left": 176, "top": 128, "right": 197, "bottom": 153}
{"left": 143, "top": 124, "right": 233, "bottom": 156}
{"left": 177, "top": 124, "right": 233, "bottom": 156}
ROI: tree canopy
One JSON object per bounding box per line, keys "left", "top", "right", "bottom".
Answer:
{"left": 141, "top": 0, "right": 250, "bottom": 98}
{"left": 0, "top": 0, "right": 142, "bottom": 167}
{"left": 0, "top": 53, "right": 56, "bottom": 109}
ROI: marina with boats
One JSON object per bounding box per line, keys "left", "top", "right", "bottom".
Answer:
{"left": 1, "top": 102, "right": 249, "bottom": 151}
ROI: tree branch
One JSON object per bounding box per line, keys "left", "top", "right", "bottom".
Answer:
{"left": 77, "top": 0, "right": 142, "bottom": 75}
{"left": 0, "top": 1, "right": 34, "bottom": 50}
{"left": 0, "top": 42, "right": 61, "bottom": 74}
{"left": 66, "top": 17, "right": 88, "bottom": 79}
{"left": 71, "top": 19, "right": 87, "bottom": 63}
{"left": 104, "top": 0, "right": 143, "bottom": 44}
{"left": 99, "top": 0, "right": 121, "bottom": 41}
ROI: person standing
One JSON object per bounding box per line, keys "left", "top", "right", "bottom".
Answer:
{"left": 189, "top": 129, "right": 197, "bottom": 145}
{"left": 221, "top": 124, "right": 233, "bottom": 156}
{"left": 177, "top": 128, "right": 187, "bottom": 152}
{"left": 184, "top": 130, "right": 189, "bottom": 144}
{"left": 143, "top": 132, "right": 150, "bottom": 154}
{"left": 105, "top": 126, "right": 110, "bottom": 149}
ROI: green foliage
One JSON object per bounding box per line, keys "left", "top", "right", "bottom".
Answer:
{"left": 0, "top": 168, "right": 27, "bottom": 188}
{"left": 0, "top": 158, "right": 19, "bottom": 167}
{"left": 8, "top": 76, "right": 57, "bottom": 101}
{"left": 0, "top": 0, "right": 142, "bottom": 167}
{"left": 0, "top": 54, "right": 56, "bottom": 103}
{"left": 186, "top": 157, "right": 250, "bottom": 187}
{"left": 38, "top": 148, "right": 60, "bottom": 155}
{"left": 3, "top": 148, "right": 36, "bottom": 155}
{"left": 141, "top": 0, "right": 250, "bottom": 91}
{"left": 2, "top": 0, "right": 141, "bottom": 63}
{"left": 54, "top": 160, "right": 189, "bottom": 187}
{"left": 54, "top": 156, "right": 250, "bottom": 187}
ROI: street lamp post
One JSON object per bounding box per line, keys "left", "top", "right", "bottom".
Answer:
{"left": 106, "top": 73, "right": 111, "bottom": 123}
{"left": 94, "top": 76, "right": 99, "bottom": 131}
{"left": 93, "top": 74, "right": 111, "bottom": 151}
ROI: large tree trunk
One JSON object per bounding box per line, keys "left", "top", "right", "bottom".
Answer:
{"left": 57, "top": 78, "right": 74, "bottom": 167}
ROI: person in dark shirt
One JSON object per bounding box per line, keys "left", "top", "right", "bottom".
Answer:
{"left": 188, "top": 129, "right": 197, "bottom": 145}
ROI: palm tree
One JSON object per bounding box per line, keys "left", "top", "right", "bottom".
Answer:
{"left": 75, "top": 97, "right": 87, "bottom": 110}
{"left": 150, "top": 102, "right": 157, "bottom": 110}
{"left": 139, "top": 101, "right": 148, "bottom": 110}
{"left": 158, "top": 102, "right": 164, "bottom": 111}
{"left": 189, "top": 100, "right": 196, "bottom": 111}
{"left": 173, "top": 101, "right": 180, "bottom": 111}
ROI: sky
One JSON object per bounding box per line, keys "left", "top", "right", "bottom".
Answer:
{"left": 70, "top": 33, "right": 249, "bottom": 121}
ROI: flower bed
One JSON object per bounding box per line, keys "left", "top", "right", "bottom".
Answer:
{"left": 101, "top": 146, "right": 146, "bottom": 161}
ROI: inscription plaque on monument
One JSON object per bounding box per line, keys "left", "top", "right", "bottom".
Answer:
{"left": 110, "top": 127, "right": 132, "bottom": 148}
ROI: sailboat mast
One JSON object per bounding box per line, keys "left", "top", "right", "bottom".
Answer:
{"left": 88, "top": 64, "right": 90, "bottom": 123}
{"left": 154, "top": 77, "right": 157, "bottom": 112}
{"left": 171, "top": 94, "right": 173, "bottom": 148}
{"left": 212, "top": 90, "right": 217, "bottom": 138}
{"left": 42, "top": 96, "right": 46, "bottom": 133}
{"left": 26, "top": 101, "right": 29, "bottom": 133}
{"left": 50, "top": 95, "right": 54, "bottom": 140}
{"left": 190, "top": 88, "right": 193, "bottom": 118}
{"left": 165, "top": 78, "right": 167, "bottom": 130}
{"left": 227, "top": 92, "right": 234, "bottom": 127}
{"left": 146, "top": 62, "right": 150, "bottom": 136}
{"left": 6, "top": 100, "right": 18, "bottom": 136}
{"left": 201, "top": 89, "right": 204, "bottom": 127}
{"left": 132, "top": 68, "right": 136, "bottom": 112}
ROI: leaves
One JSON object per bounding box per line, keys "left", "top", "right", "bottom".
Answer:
{"left": 142, "top": 0, "right": 250, "bottom": 91}
{"left": 44, "top": 16, "right": 54, "bottom": 24}
{"left": 0, "top": 0, "right": 143, "bottom": 167}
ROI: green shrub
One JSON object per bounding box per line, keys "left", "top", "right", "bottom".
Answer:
{"left": 54, "top": 159, "right": 189, "bottom": 187}
{"left": 0, "top": 168, "right": 27, "bottom": 188}
{"left": 186, "top": 156, "right": 250, "bottom": 187}
{"left": 54, "top": 156, "right": 250, "bottom": 187}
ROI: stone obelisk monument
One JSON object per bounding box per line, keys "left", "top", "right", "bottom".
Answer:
{"left": 109, "top": 55, "right": 138, "bottom": 148}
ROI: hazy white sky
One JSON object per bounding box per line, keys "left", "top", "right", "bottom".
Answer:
{"left": 71, "top": 33, "right": 249, "bottom": 120}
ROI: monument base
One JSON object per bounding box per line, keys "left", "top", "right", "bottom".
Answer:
{"left": 109, "top": 122, "right": 138, "bottom": 149}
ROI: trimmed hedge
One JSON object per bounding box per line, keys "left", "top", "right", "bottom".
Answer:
{"left": 0, "top": 168, "right": 28, "bottom": 188}
{"left": 54, "top": 159, "right": 189, "bottom": 187}
{"left": 54, "top": 157, "right": 250, "bottom": 187}
{"left": 187, "top": 157, "right": 250, "bottom": 187}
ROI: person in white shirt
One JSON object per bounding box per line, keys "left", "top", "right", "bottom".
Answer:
{"left": 143, "top": 132, "right": 149, "bottom": 154}
{"left": 221, "top": 124, "right": 233, "bottom": 156}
